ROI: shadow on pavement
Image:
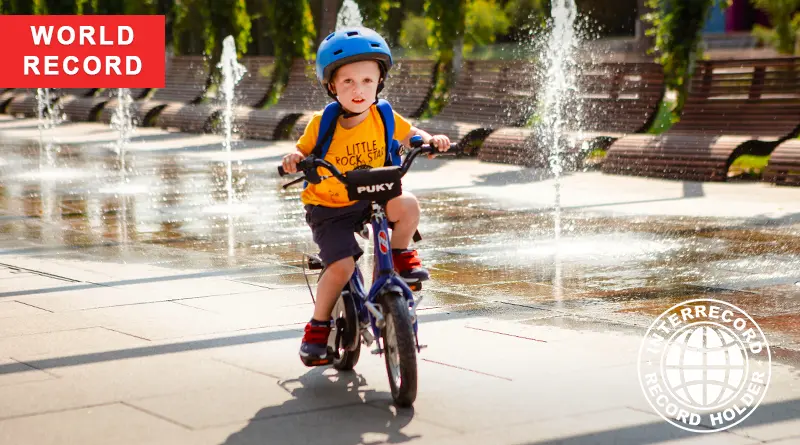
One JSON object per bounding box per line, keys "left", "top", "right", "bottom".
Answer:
{"left": 220, "top": 367, "right": 419, "bottom": 445}
{"left": 522, "top": 398, "right": 800, "bottom": 445}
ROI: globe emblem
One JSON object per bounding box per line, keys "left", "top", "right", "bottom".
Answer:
{"left": 662, "top": 323, "right": 748, "bottom": 410}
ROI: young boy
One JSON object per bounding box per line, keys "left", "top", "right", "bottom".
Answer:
{"left": 282, "top": 27, "right": 451, "bottom": 365}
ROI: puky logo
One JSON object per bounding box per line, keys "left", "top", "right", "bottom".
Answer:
{"left": 356, "top": 183, "right": 395, "bottom": 194}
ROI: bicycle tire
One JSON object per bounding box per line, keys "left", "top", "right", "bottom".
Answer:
{"left": 331, "top": 291, "right": 361, "bottom": 370}
{"left": 378, "top": 291, "right": 418, "bottom": 406}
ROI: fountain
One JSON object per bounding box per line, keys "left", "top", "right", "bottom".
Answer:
{"left": 218, "top": 35, "right": 247, "bottom": 205}
{"left": 533, "top": 0, "right": 582, "bottom": 300}
{"left": 108, "top": 88, "right": 136, "bottom": 243}
{"left": 536, "top": 0, "right": 580, "bottom": 238}
{"left": 336, "top": 0, "right": 364, "bottom": 29}
{"left": 34, "top": 88, "right": 63, "bottom": 171}
{"left": 110, "top": 88, "right": 134, "bottom": 178}
{"left": 218, "top": 35, "right": 247, "bottom": 256}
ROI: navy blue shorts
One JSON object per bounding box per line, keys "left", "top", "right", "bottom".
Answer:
{"left": 305, "top": 201, "right": 371, "bottom": 266}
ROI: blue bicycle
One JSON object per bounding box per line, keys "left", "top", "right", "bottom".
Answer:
{"left": 278, "top": 136, "right": 457, "bottom": 407}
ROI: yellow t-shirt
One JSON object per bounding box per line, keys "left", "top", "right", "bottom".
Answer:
{"left": 296, "top": 105, "right": 412, "bottom": 207}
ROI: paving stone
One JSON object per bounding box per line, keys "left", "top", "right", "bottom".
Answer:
{"left": 0, "top": 403, "right": 192, "bottom": 445}
{"left": 0, "top": 300, "right": 49, "bottom": 318}
{"left": 198, "top": 402, "right": 459, "bottom": 445}
{"left": 0, "top": 327, "right": 144, "bottom": 359}
{"left": 0, "top": 357, "right": 54, "bottom": 387}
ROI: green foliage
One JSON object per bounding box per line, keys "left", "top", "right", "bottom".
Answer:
{"left": 76, "top": 0, "right": 128, "bottom": 14}
{"left": 644, "top": 0, "right": 719, "bottom": 115}
{"left": 504, "top": 0, "right": 549, "bottom": 38}
{"left": 263, "top": 0, "right": 316, "bottom": 105}
{"left": 3, "top": 0, "right": 37, "bottom": 13}
{"left": 750, "top": 0, "right": 800, "bottom": 54}
{"left": 208, "top": 0, "right": 252, "bottom": 61}
{"left": 464, "top": 0, "right": 510, "bottom": 53}
{"left": 355, "top": 0, "right": 400, "bottom": 38}
{"left": 124, "top": 0, "right": 160, "bottom": 14}
{"left": 646, "top": 96, "right": 677, "bottom": 134}
{"left": 399, "top": 13, "right": 431, "bottom": 56}
{"left": 173, "top": 0, "right": 212, "bottom": 55}
{"left": 39, "top": 0, "right": 76, "bottom": 13}
{"left": 424, "top": 0, "right": 466, "bottom": 116}
{"left": 173, "top": 0, "right": 251, "bottom": 62}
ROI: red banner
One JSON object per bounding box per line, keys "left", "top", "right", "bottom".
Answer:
{"left": 0, "top": 15, "right": 165, "bottom": 88}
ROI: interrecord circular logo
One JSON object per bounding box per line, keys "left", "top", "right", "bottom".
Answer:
{"left": 638, "top": 299, "right": 771, "bottom": 433}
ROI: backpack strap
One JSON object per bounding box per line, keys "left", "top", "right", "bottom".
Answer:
{"left": 376, "top": 99, "right": 402, "bottom": 167}
{"left": 311, "top": 100, "right": 400, "bottom": 167}
{"left": 311, "top": 101, "right": 343, "bottom": 160}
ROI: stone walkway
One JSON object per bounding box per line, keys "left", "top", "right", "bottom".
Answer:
{"left": 0, "top": 117, "right": 798, "bottom": 444}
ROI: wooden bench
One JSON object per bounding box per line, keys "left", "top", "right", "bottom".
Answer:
{"left": 412, "top": 60, "right": 535, "bottom": 153}
{"left": 0, "top": 89, "right": 17, "bottom": 113}
{"left": 233, "top": 59, "right": 329, "bottom": 140}
{"left": 290, "top": 59, "right": 437, "bottom": 140}
{"left": 5, "top": 89, "right": 44, "bottom": 117}
{"left": 603, "top": 57, "right": 800, "bottom": 181}
{"left": 99, "top": 56, "right": 210, "bottom": 126}
{"left": 57, "top": 88, "right": 107, "bottom": 122}
{"left": 478, "top": 62, "right": 665, "bottom": 166}
{"left": 763, "top": 139, "right": 800, "bottom": 185}
{"left": 155, "top": 56, "right": 276, "bottom": 133}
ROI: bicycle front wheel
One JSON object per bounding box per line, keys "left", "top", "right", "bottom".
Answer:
{"left": 378, "top": 291, "right": 418, "bottom": 407}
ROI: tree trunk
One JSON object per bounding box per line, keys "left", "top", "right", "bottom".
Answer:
{"left": 320, "top": 0, "right": 340, "bottom": 44}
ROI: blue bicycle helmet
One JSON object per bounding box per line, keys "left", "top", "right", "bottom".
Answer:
{"left": 316, "top": 27, "right": 393, "bottom": 89}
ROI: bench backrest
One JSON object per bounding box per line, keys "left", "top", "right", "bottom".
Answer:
{"left": 273, "top": 59, "right": 331, "bottom": 112}
{"left": 674, "top": 57, "right": 800, "bottom": 136}
{"left": 575, "top": 62, "right": 665, "bottom": 133}
{"left": 383, "top": 59, "right": 437, "bottom": 118}
{"left": 435, "top": 60, "right": 536, "bottom": 126}
{"left": 234, "top": 56, "right": 276, "bottom": 108}
{"left": 150, "top": 56, "right": 210, "bottom": 103}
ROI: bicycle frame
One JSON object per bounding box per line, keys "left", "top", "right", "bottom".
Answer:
{"left": 345, "top": 201, "right": 419, "bottom": 346}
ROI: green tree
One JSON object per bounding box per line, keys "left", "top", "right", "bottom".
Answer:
{"left": 424, "top": 0, "right": 467, "bottom": 116}
{"left": 38, "top": 0, "right": 76, "bottom": 13}
{"left": 263, "top": 0, "right": 316, "bottom": 104}
{"left": 173, "top": 0, "right": 212, "bottom": 55}
{"left": 464, "top": 0, "right": 510, "bottom": 53}
{"left": 355, "top": 0, "right": 400, "bottom": 43}
{"left": 208, "top": 0, "right": 252, "bottom": 61}
{"left": 504, "top": 0, "right": 549, "bottom": 39}
{"left": 644, "top": 0, "right": 719, "bottom": 115}
{"left": 172, "top": 0, "right": 251, "bottom": 61}
{"left": 399, "top": 13, "right": 430, "bottom": 55}
{"left": 75, "top": 0, "right": 127, "bottom": 14}
{"left": 750, "top": 0, "right": 800, "bottom": 54}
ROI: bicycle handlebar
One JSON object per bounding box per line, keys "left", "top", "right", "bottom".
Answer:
{"left": 277, "top": 143, "right": 459, "bottom": 182}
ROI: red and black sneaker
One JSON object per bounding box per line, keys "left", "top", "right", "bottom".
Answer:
{"left": 392, "top": 249, "right": 430, "bottom": 284}
{"left": 299, "top": 318, "right": 332, "bottom": 367}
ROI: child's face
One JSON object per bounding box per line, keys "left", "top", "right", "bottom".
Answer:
{"left": 329, "top": 60, "right": 381, "bottom": 114}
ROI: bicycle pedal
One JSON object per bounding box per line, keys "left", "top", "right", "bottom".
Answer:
{"left": 370, "top": 348, "right": 383, "bottom": 355}
{"left": 418, "top": 344, "right": 428, "bottom": 350}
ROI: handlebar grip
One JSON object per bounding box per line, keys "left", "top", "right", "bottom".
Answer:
{"left": 427, "top": 143, "right": 460, "bottom": 155}
{"left": 277, "top": 165, "right": 287, "bottom": 176}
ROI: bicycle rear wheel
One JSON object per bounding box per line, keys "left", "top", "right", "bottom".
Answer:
{"left": 378, "top": 291, "right": 418, "bottom": 406}
{"left": 331, "top": 291, "right": 361, "bottom": 370}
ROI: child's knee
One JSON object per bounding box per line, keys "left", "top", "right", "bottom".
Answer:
{"left": 326, "top": 256, "right": 356, "bottom": 278}
{"left": 388, "top": 192, "right": 420, "bottom": 218}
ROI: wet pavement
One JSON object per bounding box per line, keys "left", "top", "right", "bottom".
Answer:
{"left": 0, "top": 116, "right": 799, "bottom": 444}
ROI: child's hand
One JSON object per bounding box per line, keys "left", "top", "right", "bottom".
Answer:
{"left": 429, "top": 135, "right": 451, "bottom": 152}
{"left": 427, "top": 134, "right": 452, "bottom": 159}
{"left": 282, "top": 152, "right": 305, "bottom": 174}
